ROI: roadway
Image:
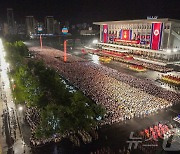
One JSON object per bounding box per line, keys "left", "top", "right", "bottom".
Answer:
{"left": 0, "top": 39, "right": 31, "bottom": 154}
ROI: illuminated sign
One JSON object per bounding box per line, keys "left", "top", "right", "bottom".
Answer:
{"left": 38, "top": 26, "right": 43, "bottom": 32}
{"left": 114, "top": 38, "right": 140, "bottom": 44}
{"left": 62, "top": 27, "right": 68, "bottom": 35}
{"left": 147, "top": 16, "right": 158, "bottom": 19}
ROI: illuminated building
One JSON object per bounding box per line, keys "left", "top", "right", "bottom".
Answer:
{"left": 94, "top": 18, "right": 180, "bottom": 62}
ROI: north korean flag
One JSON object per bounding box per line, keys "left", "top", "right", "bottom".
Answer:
{"left": 150, "top": 23, "right": 163, "bottom": 50}
{"left": 103, "top": 25, "right": 108, "bottom": 43}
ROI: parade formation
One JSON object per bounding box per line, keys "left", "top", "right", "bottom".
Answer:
{"left": 29, "top": 46, "right": 180, "bottom": 125}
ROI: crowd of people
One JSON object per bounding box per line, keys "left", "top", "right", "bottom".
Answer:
{"left": 139, "top": 123, "right": 170, "bottom": 141}
{"left": 161, "top": 74, "right": 180, "bottom": 85}
{"left": 135, "top": 122, "right": 177, "bottom": 154}
{"left": 30, "top": 47, "right": 86, "bottom": 63}
{"left": 87, "top": 49, "right": 174, "bottom": 73}
{"left": 89, "top": 64, "right": 179, "bottom": 103}
{"left": 25, "top": 106, "right": 60, "bottom": 147}
{"left": 29, "top": 46, "right": 180, "bottom": 126}
{"left": 25, "top": 106, "right": 98, "bottom": 147}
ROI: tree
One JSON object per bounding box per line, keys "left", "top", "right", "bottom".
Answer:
{"left": 4, "top": 40, "right": 106, "bottom": 140}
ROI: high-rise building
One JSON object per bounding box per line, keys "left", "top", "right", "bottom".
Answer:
{"left": 54, "top": 20, "right": 60, "bottom": 34}
{"left": 3, "top": 23, "right": 9, "bottom": 36}
{"left": 7, "top": 8, "right": 14, "bottom": 28}
{"left": 7, "top": 8, "right": 15, "bottom": 34}
{"left": 45, "top": 16, "right": 54, "bottom": 34}
{"left": 25, "top": 16, "right": 36, "bottom": 35}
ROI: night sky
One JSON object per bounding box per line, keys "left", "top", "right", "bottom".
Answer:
{"left": 0, "top": 0, "right": 180, "bottom": 23}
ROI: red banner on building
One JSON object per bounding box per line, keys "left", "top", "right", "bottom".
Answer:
{"left": 120, "top": 30, "right": 131, "bottom": 40}
{"left": 150, "top": 23, "right": 163, "bottom": 50}
{"left": 103, "top": 25, "right": 108, "bottom": 43}
{"left": 114, "top": 38, "right": 140, "bottom": 44}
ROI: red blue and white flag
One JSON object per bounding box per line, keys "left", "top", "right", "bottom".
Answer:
{"left": 150, "top": 23, "right": 163, "bottom": 50}
{"left": 103, "top": 25, "right": 108, "bottom": 43}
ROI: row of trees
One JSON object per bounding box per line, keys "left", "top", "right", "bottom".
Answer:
{"left": 4, "top": 41, "right": 105, "bottom": 139}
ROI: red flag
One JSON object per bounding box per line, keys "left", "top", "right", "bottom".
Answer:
{"left": 103, "top": 25, "right": 108, "bottom": 43}
{"left": 150, "top": 23, "right": 163, "bottom": 50}
{"left": 121, "top": 30, "right": 130, "bottom": 40}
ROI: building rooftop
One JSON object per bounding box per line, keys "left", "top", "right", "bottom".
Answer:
{"left": 93, "top": 18, "right": 180, "bottom": 25}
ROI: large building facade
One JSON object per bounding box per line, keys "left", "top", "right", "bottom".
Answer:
{"left": 94, "top": 18, "right": 180, "bottom": 62}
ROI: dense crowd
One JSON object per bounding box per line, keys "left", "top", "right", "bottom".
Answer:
{"left": 139, "top": 123, "right": 170, "bottom": 141}
{"left": 25, "top": 107, "right": 63, "bottom": 147}
{"left": 25, "top": 106, "right": 97, "bottom": 147}
{"left": 88, "top": 63, "right": 179, "bottom": 103}
{"left": 29, "top": 46, "right": 180, "bottom": 126}
{"left": 87, "top": 49, "right": 174, "bottom": 72}
{"left": 30, "top": 46, "right": 86, "bottom": 63}
{"left": 135, "top": 122, "right": 177, "bottom": 154}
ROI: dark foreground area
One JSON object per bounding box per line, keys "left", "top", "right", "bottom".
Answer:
{"left": 26, "top": 104, "right": 179, "bottom": 154}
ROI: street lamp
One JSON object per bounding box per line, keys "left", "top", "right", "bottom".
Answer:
{"left": 92, "top": 39, "right": 98, "bottom": 44}
{"left": 6, "top": 63, "right": 9, "bottom": 68}
{"left": 18, "top": 106, "right": 23, "bottom": 111}
{"left": 173, "top": 48, "right": 178, "bottom": 52}
{"left": 167, "top": 49, "right": 171, "bottom": 53}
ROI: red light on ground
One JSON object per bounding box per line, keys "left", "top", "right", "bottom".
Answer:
{"left": 64, "top": 40, "right": 67, "bottom": 62}
{"left": 40, "top": 35, "right": 43, "bottom": 49}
